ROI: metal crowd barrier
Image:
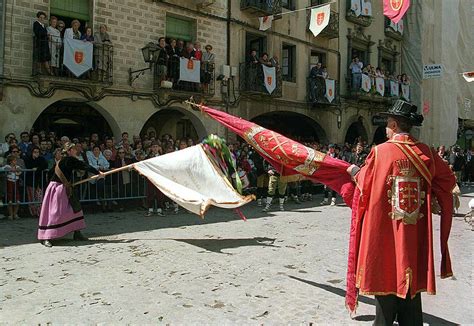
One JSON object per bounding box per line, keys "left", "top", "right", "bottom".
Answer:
{"left": 0, "top": 168, "right": 146, "bottom": 206}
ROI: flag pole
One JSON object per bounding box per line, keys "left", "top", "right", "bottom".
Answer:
{"left": 71, "top": 164, "right": 134, "bottom": 186}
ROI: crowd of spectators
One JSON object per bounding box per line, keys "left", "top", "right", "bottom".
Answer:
{"left": 245, "top": 49, "right": 280, "bottom": 93}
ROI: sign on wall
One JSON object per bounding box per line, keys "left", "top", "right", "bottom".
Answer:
{"left": 422, "top": 64, "right": 443, "bottom": 79}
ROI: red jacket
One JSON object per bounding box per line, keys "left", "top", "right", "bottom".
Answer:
{"left": 346, "top": 134, "right": 455, "bottom": 312}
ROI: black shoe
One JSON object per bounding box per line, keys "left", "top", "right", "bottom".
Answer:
{"left": 73, "top": 231, "right": 88, "bottom": 241}
{"left": 41, "top": 240, "right": 53, "bottom": 247}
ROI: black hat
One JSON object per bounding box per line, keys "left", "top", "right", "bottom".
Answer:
{"left": 380, "top": 100, "right": 424, "bottom": 126}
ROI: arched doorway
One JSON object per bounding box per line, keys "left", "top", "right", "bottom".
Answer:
{"left": 251, "top": 111, "right": 327, "bottom": 143}
{"left": 373, "top": 126, "right": 387, "bottom": 145}
{"left": 33, "top": 100, "right": 114, "bottom": 139}
{"left": 140, "top": 107, "right": 206, "bottom": 142}
{"left": 345, "top": 118, "right": 368, "bottom": 145}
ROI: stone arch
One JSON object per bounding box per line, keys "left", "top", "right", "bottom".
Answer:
{"left": 32, "top": 98, "right": 120, "bottom": 139}
{"left": 250, "top": 111, "right": 328, "bottom": 144}
{"left": 344, "top": 115, "right": 369, "bottom": 145}
{"left": 140, "top": 105, "right": 207, "bottom": 141}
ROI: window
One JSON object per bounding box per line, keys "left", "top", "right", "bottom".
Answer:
{"left": 282, "top": 44, "right": 296, "bottom": 82}
{"left": 381, "top": 58, "right": 395, "bottom": 76}
{"left": 245, "top": 33, "right": 267, "bottom": 59}
{"left": 166, "top": 16, "right": 195, "bottom": 42}
{"left": 50, "top": 0, "right": 90, "bottom": 33}
{"left": 351, "top": 48, "right": 368, "bottom": 67}
{"left": 310, "top": 50, "right": 327, "bottom": 67}
{"left": 311, "top": 0, "right": 327, "bottom": 5}
{"left": 282, "top": 0, "right": 296, "bottom": 10}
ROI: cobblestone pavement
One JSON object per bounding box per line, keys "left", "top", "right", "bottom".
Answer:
{"left": 1, "top": 191, "right": 472, "bottom": 325}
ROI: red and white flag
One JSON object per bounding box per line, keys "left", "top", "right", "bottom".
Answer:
{"left": 259, "top": 15, "right": 274, "bottom": 31}
{"left": 361, "top": 0, "right": 372, "bottom": 16}
{"left": 390, "top": 80, "right": 399, "bottom": 96}
{"left": 325, "top": 79, "right": 335, "bottom": 103}
{"left": 179, "top": 58, "right": 201, "bottom": 83}
{"left": 309, "top": 4, "right": 331, "bottom": 37}
{"left": 262, "top": 65, "right": 276, "bottom": 94}
{"left": 384, "top": 0, "right": 410, "bottom": 24}
{"left": 462, "top": 71, "right": 474, "bottom": 82}
{"left": 351, "top": 0, "right": 361, "bottom": 17}
{"left": 361, "top": 74, "right": 371, "bottom": 92}
{"left": 401, "top": 84, "right": 410, "bottom": 100}
{"left": 376, "top": 77, "right": 385, "bottom": 96}
{"left": 63, "top": 38, "right": 93, "bottom": 77}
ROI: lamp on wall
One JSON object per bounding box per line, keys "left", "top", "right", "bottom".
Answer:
{"left": 337, "top": 112, "right": 342, "bottom": 129}
{"left": 128, "top": 42, "right": 159, "bottom": 86}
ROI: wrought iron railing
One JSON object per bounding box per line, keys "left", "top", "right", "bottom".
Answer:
{"left": 239, "top": 62, "right": 282, "bottom": 98}
{"left": 384, "top": 17, "right": 403, "bottom": 40}
{"left": 345, "top": 0, "right": 373, "bottom": 27}
{"left": 307, "top": 77, "right": 340, "bottom": 105}
{"left": 32, "top": 37, "right": 113, "bottom": 84}
{"left": 240, "top": 0, "right": 282, "bottom": 15}
{"left": 346, "top": 72, "right": 410, "bottom": 102}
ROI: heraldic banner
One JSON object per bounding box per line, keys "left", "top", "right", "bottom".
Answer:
{"left": 134, "top": 144, "right": 252, "bottom": 217}
{"left": 309, "top": 4, "right": 330, "bottom": 37}
{"left": 361, "top": 73, "right": 371, "bottom": 92}
{"left": 262, "top": 65, "right": 276, "bottom": 94}
{"left": 63, "top": 38, "right": 93, "bottom": 77}
{"left": 325, "top": 79, "right": 335, "bottom": 103}
{"left": 179, "top": 58, "right": 201, "bottom": 83}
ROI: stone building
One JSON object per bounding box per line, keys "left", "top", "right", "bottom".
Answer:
{"left": 0, "top": 0, "right": 444, "bottom": 147}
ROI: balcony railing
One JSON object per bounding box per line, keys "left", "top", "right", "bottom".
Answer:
{"left": 239, "top": 62, "right": 282, "bottom": 98}
{"left": 346, "top": 73, "right": 410, "bottom": 102}
{"left": 345, "top": 0, "right": 373, "bottom": 27}
{"left": 307, "top": 10, "right": 339, "bottom": 39}
{"left": 153, "top": 58, "right": 215, "bottom": 96}
{"left": 240, "top": 0, "right": 282, "bottom": 16}
{"left": 32, "top": 37, "right": 113, "bottom": 84}
{"left": 384, "top": 17, "right": 403, "bottom": 41}
{"left": 307, "top": 77, "right": 340, "bottom": 105}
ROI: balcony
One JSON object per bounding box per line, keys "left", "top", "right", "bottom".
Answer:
{"left": 307, "top": 77, "right": 340, "bottom": 106}
{"left": 239, "top": 62, "right": 282, "bottom": 98}
{"left": 240, "top": 0, "right": 282, "bottom": 16}
{"left": 307, "top": 10, "right": 339, "bottom": 39}
{"left": 384, "top": 17, "right": 403, "bottom": 41}
{"left": 345, "top": 73, "right": 410, "bottom": 103}
{"left": 153, "top": 58, "right": 215, "bottom": 97}
{"left": 345, "top": 0, "right": 373, "bottom": 27}
{"left": 32, "top": 37, "right": 113, "bottom": 84}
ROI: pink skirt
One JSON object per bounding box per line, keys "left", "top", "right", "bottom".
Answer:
{"left": 38, "top": 181, "right": 85, "bottom": 240}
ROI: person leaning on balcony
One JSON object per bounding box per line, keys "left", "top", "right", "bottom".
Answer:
{"left": 270, "top": 55, "right": 280, "bottom": 71}
{"left": 33, "top": 11, "right": 52, "bottom": 75}
{"left": 166, "top": 38, "right": 180, "bottom": 83}
{"left": 46, "top": 16, "right": 62, "bottom": 75}
{"left": 94, "top": 24, "right": 112, "bottom": 81}
{"left": 309, "top": 62, "right": 324, "bottom": 102}
{"left": 201, "top": 44, "right": 215, "bottom": 93}
{"left": 259, "top": 53, "right": 272, "bottom": 67}
{"left": 349, "top": 56, "right": 363, "bottom": 90}
{"left": 194, "top": 41, "right": 203, "bottom": 61}
{"left": 80, "top": 27, "right": 94, "bottom": 42}
{"left": 64, "top": 20, "right": 81, "bottom": 40}
{"left": 157, "top": 37, "right": 169, "bottom": 84}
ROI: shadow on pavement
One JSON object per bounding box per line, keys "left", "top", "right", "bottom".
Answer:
{"left": 172, "top": 237, "right": 278, "bottom": 254}
{"left": 288, "top": 275, "right": 458, "bottom": 326}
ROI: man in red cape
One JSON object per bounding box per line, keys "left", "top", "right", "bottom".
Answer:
{"left": 193, "top": 101, "right": 455, "bottom": 323}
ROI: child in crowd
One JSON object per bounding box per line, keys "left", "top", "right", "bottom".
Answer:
{"left": 3, "top": 155, "right": 22, "bottom": 220}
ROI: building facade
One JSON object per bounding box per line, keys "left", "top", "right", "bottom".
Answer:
{"left": 2, "top": 0, "right": 463, "bottom": 148}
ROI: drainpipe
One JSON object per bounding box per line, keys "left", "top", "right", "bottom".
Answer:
{"left": 0, "top": 0, "right": 6, "bottom": 101}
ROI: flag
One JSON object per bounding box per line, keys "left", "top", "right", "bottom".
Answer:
{"left": 361, "top": 74, "right": 371, "bottom": 92}
{"left": 309, "top": 4, "right": 331, "bottom": 37}
{"left": 133, "top": 145, "right": 252, "bottom": 216}
{"left": 179, "top": 58, "right": 201, "bottom": 83}
{"left": 63, "top": 38, "right": 93, "bottom": 77}
{"left": 325, "top": 79, "right": 335, "bottom": 103}
{"left": 462, "top": 71, "right": 474, "bottom": 82}
{"left": 262, "top": 65, "right": 276, "bottom": 94}
{"left": 397, "top": 18, "right": 404, "bottom": 34}
{"left": 390, "top": 80, "right": 399, "bottom": 96}
{"left": 361, "top": 0, "right": 372, "bottom": 16}
{"left": 401, "top": 83, "right": 410, "bottom": 100}
{"left": 351, "top": 0, "right": 361, "bottom": 17}
{"left": 194, "top": 104, "right": 355, "bottom": 206}
{"left": 259, "top": 15, "right": 273, "bottom": 31}
{"left": 384, "top": 0, "right": 410, "bottom": 24}
{"left": 375, "top": 77, "right": 385, "bottom": 96}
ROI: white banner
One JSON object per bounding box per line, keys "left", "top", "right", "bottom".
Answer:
{"left": 375, "top": 77, "right": 385, "bottom": 96}
{"left": 462, "top": 71, "right": 474, "bottom": 82}
{"left": 63, "top": 38, "right": 93, "bottom": 77}
{"left": 361, "top": 0, "right": 372, "bottom": 16}
{"left": 262, "top": 64, "right": 276, "bottom": 94}
{"left": 351, "top": 0, "right": 361, "bottom": 16}
{"left": 309, "top": 4, "right": 331, "bottom": 37}
{"left": 179, "top": 58, "right": 201, "bottom": 83}
{"left": 259, "top": 15, "right": 273, "bottom": 31}
{"left": 133, "top": 145, "right": 252, "bottom": 216}
{"left": 325, "top": 79, "right": 335, "bottom": 103}
{"left": 390, "top": 80, "right": 399, "bottom": 96}
{"left": 401, "top": 84, "right": 410, "bottom": 101}
{"left": 361, "top": 73, "right": 371, "bottom": 92}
